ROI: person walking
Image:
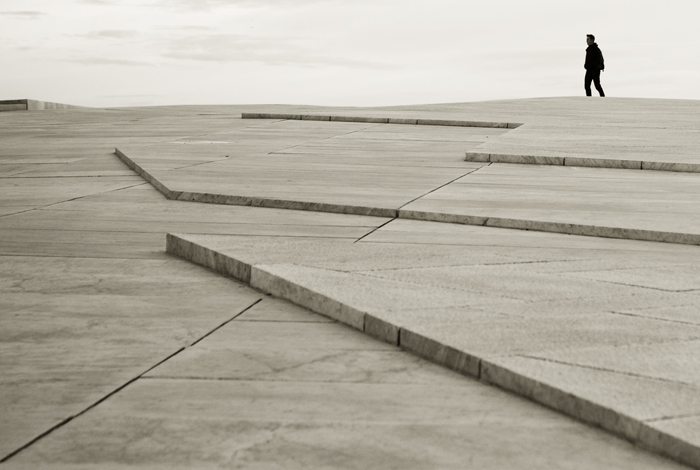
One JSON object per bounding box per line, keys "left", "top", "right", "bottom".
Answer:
{"left": 584, "top": 34, "right": 605, "bottom": 97}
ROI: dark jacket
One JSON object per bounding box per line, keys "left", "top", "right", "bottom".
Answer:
{"left": 585, "top": 43, "right": 605, "bottom": 71}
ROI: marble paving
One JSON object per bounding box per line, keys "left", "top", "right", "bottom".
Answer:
{"left": 116, "top": 101, "right": 700, "bottom": 245}
{"left": 1, "top": 98, "right": 700, "bottom": 469}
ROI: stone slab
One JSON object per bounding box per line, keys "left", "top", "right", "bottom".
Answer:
{"left": 1, "top": 130, "right": 396, "bottom": 462}
{"left": 644, "top": 416, "right": 700, "bottom": 468}
{"left": 481, "top": 356, "right": 700, "bottom": 442}
{"left": 166, "top": 230, "right": 700, "bottom": 468}
{"left": 115, "top": 111, "right": 700, "bottom": 249}
{"left": 332, "top": 131, "right": 499, "bottom": 143}
{"left": 5, "top": 291, "right": 688, "bottom": 469}
{"left": 112, "top": 116, "right": 498, "bottom": 220}
{"left": 0, "top": 213, "right": 374, "bottom": 239}
{"left": 615, "top": 304, "right": 700, "bottom": 326}
{"left": 562, "top": 265, "right": 700, "bottom": 291}
{"left": 5, "top": 98, "right": 700, "bottom": 468}
{"left": 0, "top": 241, "right": 169, "bottom": 260}
{"left": 527, "top": 340, "right": 700, "bottom": 387}
{"left": 390, "top": 306, "right": 700, "bottom": 359}
{"left": 0, "top": 253, "right": 263, "bottom": 460}
{"left": 234, "top": 298, "right": 334, "bottom": 323}
{"left": 6, "top": 377, "right": 687, "bottom": 470}
{"left": 400, "top": 162, "right": 700, "bottom": 245}
{"left": 456, "top": 101, "right": 700, "bottom": 171}
{"left": 362, "top": 218, "right": 700, "bottom": 254}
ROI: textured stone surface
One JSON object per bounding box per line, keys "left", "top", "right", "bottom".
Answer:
{"left": 643, "top": 416, "right": 700, "bottom": 467}
{"left": 0, "top": 106, "right": 390, "bottom": 462}
{"left": 114, "top": 118, "right": 496, "bottom": 215}
{"left": 4, "top": 296, "right": 689, "bottom": 470}
{"left": 454, "top": 100, "right": 700, "bottom": 170}
{"left": 167, "top": 225, "right": 700, "bottom": 467}
{"left": 528, "top": 340, "right": 700, "bottom": 386}
{"left": 4, "top": 99, "right": 700, "bottom": 469}
{"left": 401, "top": 162, "right": 700, "bottom": 244}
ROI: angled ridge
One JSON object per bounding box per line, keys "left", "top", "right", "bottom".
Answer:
{"left": 165, "top": 232, "right": 700, "bottom": 470}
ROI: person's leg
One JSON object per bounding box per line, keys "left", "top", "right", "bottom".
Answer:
{"left": 593, "top": 70, "right": 605, "bottom": 97}
{"left": 584, "top": 70, "right": 593, "bottom": 96}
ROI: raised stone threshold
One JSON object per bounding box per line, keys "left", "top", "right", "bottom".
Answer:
{"left": 466, "top": 152, "right": 700, "bottom": 173}
{"left": 114, "top": 147, "right": 700, "bottom": 246}
{"left": 0, "top": 99, "right": 85, "bottom": 112}
{"left": 241, "top": 112, "right": 524, "bottom": 129}
{"left": 166, "top": 232, "right": 700, "bottom": 470}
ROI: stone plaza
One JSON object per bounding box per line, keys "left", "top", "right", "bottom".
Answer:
{"left": 1, "top": 97, "right": 700, "bottom": 469}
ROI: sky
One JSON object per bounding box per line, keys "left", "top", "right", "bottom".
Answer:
{"left": 2, "top": 0, "right": 699, "bottom": 108}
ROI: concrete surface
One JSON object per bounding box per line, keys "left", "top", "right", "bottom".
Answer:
{"left": 2, "top": 98, "right": 700, "bottom": 469}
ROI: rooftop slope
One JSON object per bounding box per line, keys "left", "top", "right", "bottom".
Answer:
{"left": 1, "top": 97, "right": 699, "bottom": 469}
{"left": 120, "top": 96, "right": 700, "bottom": 467}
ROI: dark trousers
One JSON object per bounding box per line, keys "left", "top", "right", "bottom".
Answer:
{"left": 585, "top": 69, "right": 605, "bottom": 97}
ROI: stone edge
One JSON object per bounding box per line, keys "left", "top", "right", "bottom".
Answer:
{"left": 398, "top": 210, "right": 700, "bottom": 246}
{"left": 241, "top": 112, "right": 524, "bottom": 129}
{"left": 465, "top": 152, "right": 700, "bottom": 174}
{"left": 0, "top": 99, "right": 85, "bottom": 112}
{"left": 114, "top": 148, "right": 397, "bottom": 218}
{"left": 116, "top": 147, "right": 700, "bottom": 247}
{"left": 165, "top": 232, "right": 700, "bottom": 470}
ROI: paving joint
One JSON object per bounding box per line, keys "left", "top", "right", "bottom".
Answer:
{"left": 0, "top": 181, "right": 149, "bottom": 220}
{"left": 355, "top": 269, "right": 519, "bottom": 297}
{"left": 354, "top": 217, "right": 397, "bottom": 244}
{"left": 266, "top": 120, "right": 385, "bottom": 157}
{"left": 518, "top": 354, "right": 694, "bottom": 386}
{"left": 0, "top": 347, "right": 184, "bottom": 463}
{"left": 647, "top": 412, "right": 700, "bottom": 423}
{"left": 610, "top": 310, "right": 700, "bottom": 326}
{"left": 0, "top": 296, "right": 263, "bottom": 462}
{"left": 188, "top": 298, "right": 263, "bottom": 348}
{"left": 397, "top": 168, "right": 483, "bottom": 210}
{"left": 585, "top": 279, "right": 700, "bottom": 293}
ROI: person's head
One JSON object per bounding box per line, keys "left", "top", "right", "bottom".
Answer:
{"left": 586, "top": 34, "right": 595, "bottom": 46}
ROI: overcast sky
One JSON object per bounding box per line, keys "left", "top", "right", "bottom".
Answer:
{"left": 2, "top": 0, "right": 699, "bottom": 107}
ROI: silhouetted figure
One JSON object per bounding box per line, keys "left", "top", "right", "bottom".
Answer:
{"left": 584, "top": 34, "right": 605, "bottom": 97}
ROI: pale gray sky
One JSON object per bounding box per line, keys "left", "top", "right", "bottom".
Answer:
{"left": 2, "top": 0, "right": 699, "bottom": 107}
